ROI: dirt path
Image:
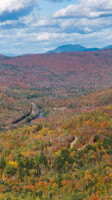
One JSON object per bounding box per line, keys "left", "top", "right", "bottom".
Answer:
{"left": 70, "top": 136, "right": 78, "bottom": 148}
{"left": 77, "top": 144, "right": 87, "bottom": 151}
{"left": 70, "top": 136, "right": 88, "bottom": 150}
{"left": 31, "top": 103, "right": 35, "bottom": 115}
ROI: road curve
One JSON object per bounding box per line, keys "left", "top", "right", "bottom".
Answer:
{"left": 70, "top": 136, "right": 78, "bottom": 148}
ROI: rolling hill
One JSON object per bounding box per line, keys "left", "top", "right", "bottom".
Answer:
{"left": 0, "top": 50, "right": 112, "bottom": 93}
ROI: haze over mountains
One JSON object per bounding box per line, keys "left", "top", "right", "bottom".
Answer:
{"left": 1, "top": 44, "right": 112, "bottom": 57}
{"left": 47, "top": 44, "right": 112, "bottom": 53}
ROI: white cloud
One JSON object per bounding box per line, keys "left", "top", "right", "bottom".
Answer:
{"left": 0, "top": 25, "right": 112, "bottom": 55}
{"left": 0, "top": 0, "right": 38, "bottom": 14}
{"left": 0, "top": 20, "right": 17, "bottom": 26}
{"left": 37, "top": 32, "right": 67, "bottom": 41}
{"left": 54, "top": 0, "right": 112, "bottom": 18}
{"left": 0, "top": 0, "right": 112, "bottom": 54}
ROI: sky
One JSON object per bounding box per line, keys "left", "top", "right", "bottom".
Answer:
{"left": 0, "top": 0, "right": 112, "bottom": 55}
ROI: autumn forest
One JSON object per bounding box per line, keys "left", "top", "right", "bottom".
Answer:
{"left": 0, "top": 50, "right": 112, "bottom": 200}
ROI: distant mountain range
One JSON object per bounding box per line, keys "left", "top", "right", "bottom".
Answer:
{"left": 102, "top": 45, "right": 112, "bottom": 50}
{"left": 1, "top": 45, "right": 112, "bottom": 57}
{"left": 2, "top": 53, "right": 18, "bottom": 57}
{"left": 47, "top": 44, "right": 112, "bottom": 53}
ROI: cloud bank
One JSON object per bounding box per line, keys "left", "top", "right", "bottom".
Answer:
{"left": 54, "top": 0, "right": 112, "bottom": 18}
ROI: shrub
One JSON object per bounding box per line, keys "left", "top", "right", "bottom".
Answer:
{"left": 5, "top": 164, "right": 16, "bottom": 176}
{"left": 35, "top": 124, "right": 42, "bottom": 132}
{"left": 71, "top": 191, "right": 85, "bottom": 200}
{"left": 0, "top": 157, "right": 6, "bottom": 169}
{"left": 94, "top": 135, "right": 100, "bottom": 142}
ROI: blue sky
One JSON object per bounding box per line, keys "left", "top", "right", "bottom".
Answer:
{"left": 0, "top": 0, "right": 112, "bottom": 55}
{"left": 39, "top": 0, "right": 79, "bottom": 16}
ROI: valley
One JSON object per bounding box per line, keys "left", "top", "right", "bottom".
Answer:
{"left": 0, "top": 50, "right": 112, "bottom": 200}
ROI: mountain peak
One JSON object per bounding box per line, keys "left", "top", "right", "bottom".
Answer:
{"left": 47, "top": 44, "right": 99, "bottom": 53}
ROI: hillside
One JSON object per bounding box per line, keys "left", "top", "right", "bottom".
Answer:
{"left": 0, "top": 88, "right": 112, "bottom": 199}
{"left": 0, "top": 50, "right": 112, "bottom": 92}
{"left": 0, "top": 50, "right": 112, "bottom": 199}
{"left": 1, "top": 49, "right": 112, "bottom": 129}
{"left": 0, "top": 54, "right": 8, "bottom": 61}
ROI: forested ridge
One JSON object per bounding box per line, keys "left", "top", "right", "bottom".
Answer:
{"left": 0, "top": 50, "right": 112, "bottom": 199}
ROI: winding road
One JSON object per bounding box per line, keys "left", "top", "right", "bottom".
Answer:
{"left": 70, "top": 136, "right": 93, "bottom": 151}
{"left": 70, "top": 136, "right": 78, "bottom": 148}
